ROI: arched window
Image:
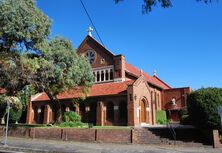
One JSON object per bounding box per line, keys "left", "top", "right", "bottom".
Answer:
{"left": 101, "top": 70, "right": 104, "bottom": 81}
{"left": 97, "top": 71, "right": 100, "bottom": 82}
{"left": 110, "top": 69, "right": 114, "bottom": 80}
{"left": 106, "top": 102, "right": 114, "bottom": 121}
{"left": 105, "top": 70, "right": 109, "bottom": 81}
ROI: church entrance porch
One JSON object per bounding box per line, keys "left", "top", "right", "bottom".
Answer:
{"left": 139, "top": 98, "right": 151, "bottom": 125}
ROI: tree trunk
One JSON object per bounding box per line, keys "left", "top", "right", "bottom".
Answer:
{"left": 45, "top": 92, "right": 62, "bottom": 124}
{"left": 53, "top": 98, "right": 62, "bottom": 124}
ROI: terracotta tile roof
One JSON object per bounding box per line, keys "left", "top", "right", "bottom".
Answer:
{"left": 32, "top": 80, "right": 134, "bottom": 102}
{"left": 125, "top": 62, "right": 171, "bottom": 89}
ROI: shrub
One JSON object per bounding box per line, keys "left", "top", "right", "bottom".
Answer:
{"left": 7, "top": 108, "right": 23, "bottom": 123}
{"left": 0, "top": 95, "right": 6, "bottom": 119}
{"left": 61, "top": 111, "right": 84, "bottom": 127}
{"left": 187, "top": 88, "right": 222, "bottom": 130}
{"left": 180, "top": 115, "right": 191, "bottom": 125}
{"left": 156, "top": 110, "right": 168, "bottom": 124}
{"left": 0, "top": 96, "right": 23, "bottom": 123}
{"left": 63, "top": 111, "right": 81, "bottom": 122}
{"left": 60, "top": 121, "right": 85, "bottom": 127}
{"left": 179, "top": 109, "right": 191, "bottom": 125}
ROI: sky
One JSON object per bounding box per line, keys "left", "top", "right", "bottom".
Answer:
{"left": 37, "top": 0, "right": 222, "bottom": 90}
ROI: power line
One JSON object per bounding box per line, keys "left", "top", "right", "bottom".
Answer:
{"left": 79, "top": 0, "right": 105, "bottom": 47}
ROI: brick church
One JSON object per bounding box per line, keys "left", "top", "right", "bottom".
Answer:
{"left": 26, "top": 31, "right": 191, "bottom": 126}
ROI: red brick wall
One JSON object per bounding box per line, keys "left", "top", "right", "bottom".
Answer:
{"left": 34, "top": 128, "right": 62, "bottom": 140}
{"left": 3, "top": 127, "right": 216, "bottom": 147}
{"left": 162, "top": 87, "right": 191, "bottom": 122}
{"left": 77, "top": 37, "right": 114, "bottom": 69}
{"left": 162, "top": 87, "right": 191, "bottom": 110}
{"left": 96, "top": 129, "right": 131, "bottom": 143}
{"left": 213, "top": 130, "right": 222, "bottom": 148}
{"left": 8, "top": 127, "right": 30, "bottom": 138}
{"left": 63, "top": 128, "right": 96, "bottom": 142}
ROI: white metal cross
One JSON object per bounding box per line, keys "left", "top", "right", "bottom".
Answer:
{"left": 87, "top": 26, "right": 93, "bottom": 37}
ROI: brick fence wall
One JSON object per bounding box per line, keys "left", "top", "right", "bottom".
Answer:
{"left": 96, "top": 129, "right": 131, "bottom": 143}
{"left": 212, "top": 130, "right": 222, "bottom": 148}
{"left": 0, "top": 127, "right": 220, "bottom": 147}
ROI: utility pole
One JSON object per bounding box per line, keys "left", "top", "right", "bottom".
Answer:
{"left": 3, "top": 100, "right": 10, "bottom": 146}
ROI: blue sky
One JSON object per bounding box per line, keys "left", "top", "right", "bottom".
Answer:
{"left": 37, "top": 0, "right": 222, "bottom": 90}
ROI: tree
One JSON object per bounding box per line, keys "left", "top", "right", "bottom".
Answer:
{"left": 0, "top": 0, "right": 94, "bottom": 124}
{"left": 114, "top": 0, "right": 214, "bottom": 13}
{"left": 187, "top": 88, "right": 222, "bottom": 131}
{"left": 23, "top": 37, "right": 94, "bottom": 123}
{"left": 0, "top": 0, "right": 51, "bottom": 96}
{"left": 0, "top": 0, "right": 51, "bottom": 53}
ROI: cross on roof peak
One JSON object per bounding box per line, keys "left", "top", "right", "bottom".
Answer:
{"left": 87, "top": 26, "right": 93, "bottom": 37}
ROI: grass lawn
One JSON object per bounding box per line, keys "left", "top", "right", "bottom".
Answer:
{"left": 1, "top": 123, "right": 132, "bottom": 129}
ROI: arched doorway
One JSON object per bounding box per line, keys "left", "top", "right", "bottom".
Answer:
{"left": 119, "top": 101, "right": 127, "bottom": 125}
{"left": 33, "top": 106, "right": 38, "bottom": 123}
{"left": 39, "top": 105, "right": 45, "bottom": 124}
{"left": 140, "top": 99, "right": 146, "bottom": 123}
{"left": 106, "top": 102, "right": 114, "bottom": 122}
{"left": 79, "top": 103, "right": 86, "bottom": 122}
{"left": 89, "top": 102, "right": 97, "bottom": 125}
{"left": 33, "top": 105, "right": 45, "bottom": 124}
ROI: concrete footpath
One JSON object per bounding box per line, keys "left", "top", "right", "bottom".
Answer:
{"left": 0, "top": 137, "right": 221, "bottom": 153}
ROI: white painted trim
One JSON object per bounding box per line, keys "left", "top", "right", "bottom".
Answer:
{"left": 93, "top": 65, "right": 114, "bottom": 71}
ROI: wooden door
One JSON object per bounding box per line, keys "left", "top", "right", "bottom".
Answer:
{"left": 141, "top": 100, "right": 146, "bottom": 122}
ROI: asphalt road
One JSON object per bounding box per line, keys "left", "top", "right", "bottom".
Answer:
{"left": 0, "top": 137, "right": 221, "bottom": 153}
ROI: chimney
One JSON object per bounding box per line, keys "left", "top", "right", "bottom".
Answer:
{"left": 114, "top": 54, "right": 126, "bottom": 82}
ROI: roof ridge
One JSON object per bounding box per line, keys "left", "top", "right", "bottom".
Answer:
{"left": 153, "top": 75, "right": 171, "bottom": 89}
{"left": 125, "top": 62, "right": 170, "bottom": 89}
{"left": 77, "top": 35, "right": 115, "bottom": 56}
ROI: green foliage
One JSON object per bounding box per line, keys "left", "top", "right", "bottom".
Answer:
{"left": 187, "top": 88, "right": 222, "bottom": 130}
{"left": 60, "top": 121, "right": 85, "bottom": 128}
{"left": 115, "top": 0, "right": 213, "bottom": 13}
{"left": 156, "top": 110, "right": 168, "bottom": 124}
{"left": 63, "top": 111, "right": 81, "bottom": 123}
{"left": 60, "top": 111, "right": 85, "bottom": 127}
{"left": 7, "top": 108, "right": 22, "bottom": 124}
{"left": 0, "top": 0, "right": 51, "bottom": 52}
{"left": 179, "top": 109, "right": 191, "bottom": 125}
{"left": 20, "top": 85, "right": 36, "bottom": 110}
{"left": 0, "top": 0, "right": 51, "bottom": 96}
{"left": 180, "top": 115, "right": 191, "bottom": 125}
{"left": 0, "top": 0, "right": 94, "bottom": 124}
{"left": 0, "top": 95, "right": 6, "bottom": 118}
{"left": 0, "top": 96, "right": 23, "bottom": 123}
{"left": 24, "top": 37, "right": 94, "bottom": 96}
{"left": 23, "top": 37, "right": 94, "bottom": 123}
